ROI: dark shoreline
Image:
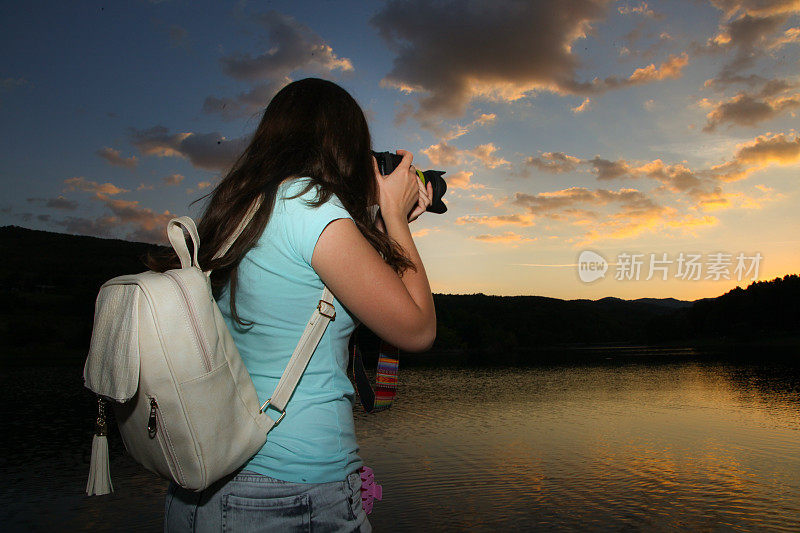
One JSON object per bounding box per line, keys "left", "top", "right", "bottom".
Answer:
{"left": 8, "top": 337, "right": 797, "bottom": 370}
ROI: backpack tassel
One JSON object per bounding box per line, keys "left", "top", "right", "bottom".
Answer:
{"left": 86, "top": 396, "right": 113, "bottom": 496}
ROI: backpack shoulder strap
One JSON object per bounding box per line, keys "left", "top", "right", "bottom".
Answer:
{"left": 211, "top": 195, "right": 264, "bottom": 264}
{"left": 260, "top": 286, "right": 336, "bottom": 428}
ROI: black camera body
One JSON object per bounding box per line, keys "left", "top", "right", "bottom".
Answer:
{"left": 372, "top": 151, "right": 448, "bottom": 214}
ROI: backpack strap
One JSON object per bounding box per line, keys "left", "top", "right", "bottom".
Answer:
{"left": 212, "top": 195, "right": 264, "bottom": 263}
{"left": 191, "top": 193, "right": 337, "bottom": 429}
{"left": 167, "top": 217, "right": 201, "bottom": 269}
{"left": 260, "top": 285, "right": 336, "bottom": 428}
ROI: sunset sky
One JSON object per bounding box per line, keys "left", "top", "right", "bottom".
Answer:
{"left": 1, "top": 0, "right": 798, "bottom": 300}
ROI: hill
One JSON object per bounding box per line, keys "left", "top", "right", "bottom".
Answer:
{"left": 1, "top": 225, "right": 797, "bottom": 365}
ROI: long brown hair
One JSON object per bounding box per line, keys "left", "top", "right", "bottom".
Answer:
{"left": 147, "top": 78, "right": 414, "bottom": 325}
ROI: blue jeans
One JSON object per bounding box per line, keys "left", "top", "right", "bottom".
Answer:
{"left": 164, "top": 469, "right": 371, "bottom": 532}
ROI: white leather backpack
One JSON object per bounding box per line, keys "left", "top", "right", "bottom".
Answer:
{"left": 83, "top": 199, "right": 337, "bottom": 495}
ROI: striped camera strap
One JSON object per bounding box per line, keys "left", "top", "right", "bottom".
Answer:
{"left": 349, "top": 332, "right": 399, "bottom": 413}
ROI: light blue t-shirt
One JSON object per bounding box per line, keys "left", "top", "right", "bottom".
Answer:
{"left": 217, "top": 177, "right": 361, "bottom": 483}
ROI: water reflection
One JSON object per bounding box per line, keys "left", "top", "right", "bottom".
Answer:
{"left": 356, "top": 356, "right": 800, "bottom": 531}
{"left": 1, "top": 348, "right": 798, "bottom": 531}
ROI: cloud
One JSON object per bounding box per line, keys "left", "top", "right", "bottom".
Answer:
{"left": 691, "top": 184, "right": 782, "bottom": 211}
{"left": 467, "top": 192, "right": 505, "bottom": 207}
{"left": 635, "top": 160, "right": 706, "bottom": 194}
{"left": 374, "top": 0, "right": 605, "bottom": 114}
{"left": 472, "top": 231, "right": 537, "bottom": 246}
{"left": 27, "top": 196, "right": 79, "bottom": 210}
{"left": 768, "top": 25, "right": 800, "bottom": 48}
{"left": 63, "top": 177, "right": 129, "bottom": 196}
{"left": 702, "top": 2, "right": 800, "bottom": 87}
{"left": 203, "top": 80, "right": 288, "bottom": 121}
{"left": 102, "top": 197, "right": 175, "bottom": 243}
{"left": 371, "top": 0, "right": 691, "bottom": 123}
{"left": 512, "top": 186, "right": 661, "bottom": 217}
{"left": 709, "top": 132, "right": 800, "bottom": 182}
{"left": 198, "top": 181, "right": 212, "bottom": 189}
{"left": 612, "top": 53, "right": 689, "bottom": 85}
{"left": 163, "top": 173, "right": 185, "bottom": 186}
{"left": 421, "top": 140, "right": 508, "bottom": 169}
{"left": 572, "top": 97, "right": 591, "bottom": 113}
{"left": 467, "top": 143, "right": 509, "bottom": 168}
{"left": 442, "top": 113, "right": 496, "bottom": 140}
{"left": 456, "top": 214, "right": 535, "bottom": 227}
{"left": 732, "top": 131, "right": 800, "bottom": 164}
{"left": 137, "top": 183, "right": 154, "bottom": 191}
{"left": 96, "top": 147, "right": 138, "bottom": 168}
{"left": 204, "top": 11, "right": 354, "bottom": 119}
{"left": 521, "top": 130, "right": 798, "bottom": 204}
{"left": 54, "top": 196, "right": 175, "bottom": 244}
{"left": 220, "top": 11, "right": 353, "bottom": 81}
{"left": 617, "top": 2, "right": 661, "bottom": 18}
{"left": 129, "top": 125, "right": 249, "bottom": 171}
{"left": 515, "top": 132, "right": 798, "bottom": 235}
{"left": 702, "top": 85, "right": 800, "bottom": 131}
{"left": 709, "top": 0, "right": 800, "bottom": 19}
{"left": 421, "top": 140, "right": 462, "bottom": 166}
{"left": 446, "top": 170, "right": 484, "bottom": 190}
{"left": 526, "top": 152, "right": 582, "bottom": 174}
{"left": 53, "top": 176, "right": 177, "bottom": 243}
{"left": 587, "top": 156, "right": 633, "bottom": 180}
{"left": 510, "top": 186, "right": 708, "bottom": 244}
{"left": 55, "top": 216, "right": 118, "bottom": 238}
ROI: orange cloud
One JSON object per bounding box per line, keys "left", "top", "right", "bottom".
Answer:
{"left": 422, "top": 141, "right": 508, "bottom": 169}
{"left": 447, "top": 171, "right": 484, "bottom": 190}
{"left": 96, "top": 147, "right": 138, "bottom": 169}
{"left": 703, "top": 88, "right": 800, "bottom": 131}
{"left": 526, "top": 151, "right": 582, "bottom": 174}
{"left": 373, "top": 1, "right": 691, "bottom": 122}
{"left": 163, "top": 173, "right": 185, "bottom": 186}
{"left": 466, "top": 143, "right": 509, "bottom": 168}
{"left": 63, "top": 177, "right": 129, "bottom": 197}
{"left": 625, "top": 53, "right": 689, "bottom": 84}
{"left": 472, "top": 231, "right": 537, "bottom": 246}
{"left": 421, "top": 140, "right": 462, "bottom": 166}
{"left": 572, "top": 97, "right": 591, "bottom": 114}
{"left": 456, "top": 214, "right": 535, "bottom": 227}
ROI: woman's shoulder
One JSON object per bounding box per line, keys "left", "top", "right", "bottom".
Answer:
{"left": 278, "top": 177, "right": 347, "bottom": 211}
{"left": 271, "top": 177, "right": 353, "bottom": 266}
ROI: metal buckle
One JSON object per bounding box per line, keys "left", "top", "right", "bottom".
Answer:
{"left": 317, "top": 300, "right": 336, "bottom": 320}
{"left": 259, "top": 398, "right": 286, "bottom": 425}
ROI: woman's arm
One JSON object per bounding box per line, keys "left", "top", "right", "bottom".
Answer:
{"left": 311, "top": 151, "right": 436, "bottom": 352}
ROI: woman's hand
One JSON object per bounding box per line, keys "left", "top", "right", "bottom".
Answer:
{"left": 407, "top": 175, "right": 433, "bottom": 223}
{"left": 372, "top": 153, "right": 434, "bottom": 231}
{"left": 375, "top": 179, "right": 430, "bottom": 233}
{"left": 372, "top": 150, "right": 419, "bottom": 223}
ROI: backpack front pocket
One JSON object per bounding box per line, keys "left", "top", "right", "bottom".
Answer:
{"left": 147, "top": 395, "right": 187, "bottom": 487}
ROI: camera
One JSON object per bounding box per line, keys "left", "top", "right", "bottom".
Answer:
{"left": 372, "top": 151, "right": 447, "bottom": 214}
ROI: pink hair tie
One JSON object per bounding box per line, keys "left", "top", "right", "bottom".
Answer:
{"left": 359, "top": 466, "right": 382, "bottom": 515}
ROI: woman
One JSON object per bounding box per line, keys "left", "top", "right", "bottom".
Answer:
{"left": 159, "top": 78, "right": 436, "bottom": 531}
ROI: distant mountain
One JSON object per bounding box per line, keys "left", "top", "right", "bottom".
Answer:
{"left": 1, "top": 225, "right": 797, "bottom": 365}
{"left": 631, "top": 297, "right": 694, "bottom": 308}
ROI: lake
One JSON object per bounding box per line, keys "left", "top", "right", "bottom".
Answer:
{"left": 2, "top": 346, "right": 799, "bottom": 531}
